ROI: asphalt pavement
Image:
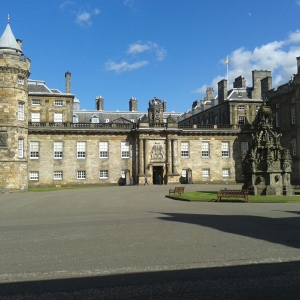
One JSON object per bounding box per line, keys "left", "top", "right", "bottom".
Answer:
{"left": 1, "top": 183, "right": 300, "bottom": 299}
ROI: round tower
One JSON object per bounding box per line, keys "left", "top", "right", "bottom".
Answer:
{"left": 0, "top": 17, "right": 31, "bottom": 192}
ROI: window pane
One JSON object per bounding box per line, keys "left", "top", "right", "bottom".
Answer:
{"left": 77, "top": 170, "right": 86, "bottom": 179}
{"left": 99, "top": 142, "right": 108, "bottom": 158}
{"left": 54, "top": 171, "right": 63, "bottom": 180}
{"left": 202, "top": 141, "right": 209, "bottom": 157}
{"left": 77, "top": 142, "right": 86, "bottom": 158}
{"left": 18, "top": 103, "right": 24, "bottom": 121}
{"left": 18, "top": 139, "right": 23, "bottom": 158}
{"left": 121, "top": 142, "right": 129, "bottom": 158}
{"left": 29, "top": 171, "right": 39, "bottom": 180}
{"left": 222, "top": 142, "right": 229, "bottom": 157}
{"left": 54, "top": 142, "right": 63, "bottom": 159}
{"left": 100, "top": 170, "right": 108, "bottom": 179}
{"left": 181, "top": 142, "right": 189, "bottom": 157}
{"left": 30, "top": 141, "right": 39, "bottom": 158}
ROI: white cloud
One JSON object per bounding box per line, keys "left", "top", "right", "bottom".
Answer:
{"left": 127, "top": 41, "right": 167, "bottom": 61}
{"left": 193, "top": 29, "right": 300, "bottom": 95}
{"left": 105, "top": 60, "right": 149, "bottom": 74}
{"left": 124, "top": 0, "right": 134, "bottom": 7}
{"left": 76, "top": 12, "right": 92, "bottom": 26}
{"left": 296, "top": 1, "right": 300, "bottom": 7}
{"left": 59, "top": 1, "right": 75, "bottom": 10}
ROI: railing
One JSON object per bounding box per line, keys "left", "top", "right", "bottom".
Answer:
{"left": 28, "top": 122, "right": 135, "bottom": 129}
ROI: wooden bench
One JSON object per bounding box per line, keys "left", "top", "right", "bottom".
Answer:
{"left": 169, "top": 187, "right": 185, "bottom": 195}
{"left": 217, "top": 189, "right": 249, "bottom": 203}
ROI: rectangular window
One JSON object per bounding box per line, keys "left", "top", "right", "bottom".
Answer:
{"left": 29, "top": 171, "right": 39, "bottom": 181}
{"left": 275, "top": 112, "right": 280, "bottom": 127}
{"left": 31, "top": 112, "right": 40, "bottom": 122}
{"left": 292, "top": 139, "right": 297, "bottom": 156}
{"left": 54, "top": 142, "right": 63, "bottom": 159}
{"left": 121, "top": 141, "right": 130, "bottom": 158}
{"left": 291, "top": 107, "right": 296, "bottom": 124}
{"left": 291, "top": 97, "right": 295, "bottom": 103}
{"left": 202, "top": 169, "right": 210, "bottom": 178}
{"left": 222, "top": 169, "right": 230, "bottom": 177}
{"left": 91, "top": 116, "right": 99, "bottom": 123}
{"left": 241, "top": 142, "right": 249, "bottom": 156}
{"left": 181, "top": 142, "right": 189, "bottom": 157}
{"left": 77, "top": 170, "right": 86, "bottom": 179}
{"left": 238, "top": 116, "right": 245, "bottom": 125}
{"left": 182, "top": 169, "right": 186, "bottom": 178}
{"left": 99, "top": 142, "right": 108, "bottom": 158}
{"left": 121, "top": 170, "right": 126, "bottom": 178}
{"left": 100, "top": 170, "right": 108, "bottom": 179}
{"left": 18, "top": 102, "right": 24, "bottom": 121}
{"left": 30, "top": 141, "right": 39, "bottom": 159}
{"left": 202, "top": 141, "right": 210, "bottom": 158}
{"left": 54, "top": 113, "right": 63, "bottom": 123}
{"left": 237, "top": 105, "right": 245, "bottom": 111}
{"left": 54, "top": 171, "right": 63, "bottom": 180}
{"left": 32, "top": 99, "right": 41, "bottom": 105}
{"left": 54, "top": 100, "right": 63, "bottom": 106}
{"left": 221, "top": 142, "right": 229, "bottom": 157}
{"left": 18, "top": 139, "right": 23, "bottom": 158}
{"left": 77, "top": 142, "right": 86, "bottom": 159}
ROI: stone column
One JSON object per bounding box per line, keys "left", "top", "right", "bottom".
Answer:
{"left": 167, "top": 139, "right": 172, "bottom": 174}
{"left": 139, "top": 139, "right": 144, "bottom": 175}
{"left": 172, "top": 139, "right": 178, "bottom": 174}
{"left": 145, "top": 139, "right": 149, "bottom": 174}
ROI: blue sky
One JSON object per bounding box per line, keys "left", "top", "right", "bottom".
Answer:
{"left": 1, "top": 0, "right": 300, "bottom": 112}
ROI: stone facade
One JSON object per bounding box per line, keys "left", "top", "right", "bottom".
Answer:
{"left": 1, "top": 21, "right": 300, "bottom": 191}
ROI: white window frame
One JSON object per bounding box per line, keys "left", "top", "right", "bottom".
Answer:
{"left": 54, "top": 100, "right": 63, "bottom": 106}
{"left": 291, "top": 107, "right": 296, "bottom": 124}
{"left": 18, "top": 139, "right": 24, "bottom": 158}
{"left": 202, "top": 169, "right": 210, "bottom": 178}
{"left": 30, "top": 141, "right": 39, "bottom": 159}
{"left": 181, "top": 142, "right": 189, "bottom": 157}
{"left": 105, "top": 119, "right": 110, "bottom": 123}
{"left": 77, "top": 142, "right": 86, "bottom": 159}
{"left": 121, "top": 142, "right": 130, "bottom": 158}
{"left": 241, "top": 142, "right": 249, "bottom": 156}
{"left": 54, "top": 113, "right": 63, "bottom": 123}
{"left": 31, "top": 112, "right": 40, "bottom": 122}
{"left": 54, "top": 142, "right": 63, "bottom": 159}
{"left": 32, "top": 99, "right": 41, "bottom": 106}
{"left": 99, "top": 141, "right": 108, "bottom": 158}
{"left": 292, "top": 139, "right": 297, "bottom": 156}
{"left": 77, "top": 170, "right": 86, "bottom": 180}
{"left": 73, "top": 115, "right": 78, "bottom": 123}
{"left": 29, "top": 171, "right": 39, "bottom": 181}
{"left": 202, "top": 141, "right": 210, "bottom": 158}
{"left": 221, "top": 142, "right": 230, "bottom": 158}
{"left": 100, "top": 170, "right": 108, "bottom": 179}
{"left": 237, "top": 105, "right": 245, "bottom": 111}
{"left": 238, "top": 116, "right": 245, "bottom": 125}
{"left": 18, "top": 102, "right": 24, "bottom": 121}
{"left": 54, "top": 171, "right": 63, "bottom": 180}
{"left": 222, "top": 168, "right": 230, "bottom": 177}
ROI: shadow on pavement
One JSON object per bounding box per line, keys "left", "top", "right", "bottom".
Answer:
{"left": 157, "top": 212, "right": 300, "bottom": 249}
{"left": 1, "top": 261, "right": 300, "bottom": 299}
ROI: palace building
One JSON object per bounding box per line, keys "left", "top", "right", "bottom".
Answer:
{"left": 0, "top": 20, "right": 299, "bottom": 192}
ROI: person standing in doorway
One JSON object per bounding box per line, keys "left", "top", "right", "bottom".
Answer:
{"left": 144, "top": 175, "right": 149, "bottom": 185}
{"left": 158, "top": 174, "right": 161, "bottom": 185}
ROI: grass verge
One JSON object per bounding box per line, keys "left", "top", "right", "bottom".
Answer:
{"left": 166, "top": 191, "right": 300, "bottom": 203}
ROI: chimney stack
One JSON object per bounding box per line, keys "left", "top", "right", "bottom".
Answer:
{"left": 65, "top": 71, "right": 71, "bottom": 93}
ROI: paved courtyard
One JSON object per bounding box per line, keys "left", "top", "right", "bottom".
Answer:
{"left": 1, "top": 184, "right": 300, "bottom": 299}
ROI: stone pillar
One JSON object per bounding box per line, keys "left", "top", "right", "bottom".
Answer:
{"left": 167, "top": 139, "right": 172, "bottom": 174}
{"left": 145, "top": 139, "right": 149, "bottom": 174}
{"left": 139, "top": 139, "right": 144, "bottom": 175}
{"left": 172, "top": 139, "right": 178, "bottom": 174}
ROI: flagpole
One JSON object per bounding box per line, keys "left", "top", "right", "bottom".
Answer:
{"left": 226, "top": 55, "right": 229, "bottom": 83}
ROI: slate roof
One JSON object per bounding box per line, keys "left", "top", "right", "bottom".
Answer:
{"left": 28, "top": 80, "right": 74, "bottom": 96}
{"left": 0, "top": 23, "right": 22, "bottom": 53}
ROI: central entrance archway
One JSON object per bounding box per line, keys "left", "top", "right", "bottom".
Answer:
{"left": 152, "top": 166, "right": 163, "bottom": 184}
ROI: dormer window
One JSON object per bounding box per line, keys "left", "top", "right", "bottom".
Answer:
{"left": 237, "top": 105, "right": 245, "bottom": 111}
{"left": 73, "top": 114, "right": 78, "bottom": 123}
{"left": 32, "top": 99, "right": 41, "bottom": 105}
{"left": 91, "top": 115, "right": 99, "bottom": 123}
{"left": 105, "top": 119, "right": 110, "bottom": 123}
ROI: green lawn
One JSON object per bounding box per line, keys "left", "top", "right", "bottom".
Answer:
{"left": 166, "top": 191, "right": 300, "bottom": 203}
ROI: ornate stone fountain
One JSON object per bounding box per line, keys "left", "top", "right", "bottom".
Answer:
{"left": 242, "top": 102, "right": 294, "bottom": 195}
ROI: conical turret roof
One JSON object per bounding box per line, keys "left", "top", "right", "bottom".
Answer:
{"left": 0, "top": 21, "right": 22, "bottom": 53}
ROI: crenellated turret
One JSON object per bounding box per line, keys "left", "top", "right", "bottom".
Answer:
{"left": 0, "top": 16, "right": 31, "bottom": 192}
